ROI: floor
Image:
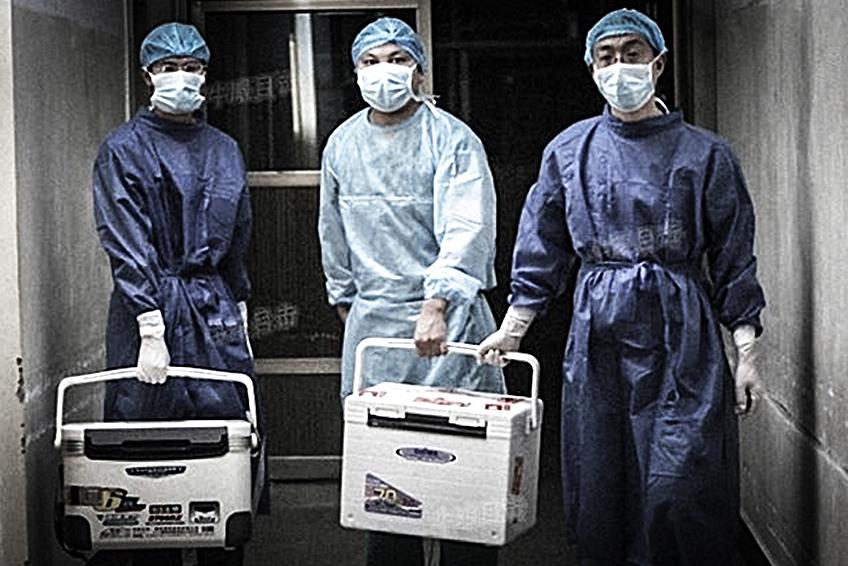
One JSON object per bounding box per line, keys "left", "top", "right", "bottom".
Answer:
{"left": 245, "top": 475, "right": 756, "bottom": 566}
{"left": 245, "top": 476, "right": 575, "bottom": 566}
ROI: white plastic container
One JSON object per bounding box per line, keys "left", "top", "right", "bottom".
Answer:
{"left": 55, "top": 367, "right": 258, "bottom": 552}
{"left": 340, "top": 338, "right": 542, "bottom": 546}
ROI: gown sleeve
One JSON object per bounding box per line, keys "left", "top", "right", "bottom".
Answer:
{"left": 423, "top": 127, "right": 497, "bottom": 304}
{"left": 219, "top": 165, "right": 252, "bottom": 303}
{"left": 318, "top": 147, "right": 357, "bottom": 306}
{"left": 508, "top": 146, "right": 576, "bottom": 314}
{"left": 93, "top": 143, "right": 162, "bottom": 317}
{"left": 703, "top": 142, "right": 766, "bottom": 335}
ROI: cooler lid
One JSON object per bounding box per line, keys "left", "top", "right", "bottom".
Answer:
{"left": 62, "top": 419, "right": 251, "bottom": 437}
{"left": 62, "top": 420, "right": 252, "bottom": 461}
{"left": 348, "top": 382, "right": 532, "bottom": 434}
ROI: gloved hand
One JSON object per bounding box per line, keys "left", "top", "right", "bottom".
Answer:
{"left": 414, "top": 299, "right": 448, "bottom": 357}
{"left": 238, "top": 301, "right": 253, "bottom": 359}
{"left": 477, "top": 306, "right": 537, "bottom": 366}
{"left": 733, "top": 324, "right": 760, "bottom": 415}
{"left": 136, "top": 310, "right": 170, "bottom": 384}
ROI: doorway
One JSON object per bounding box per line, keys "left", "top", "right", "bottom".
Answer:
{"left": 191, "top": 0, "right": 433, "bottom": 482}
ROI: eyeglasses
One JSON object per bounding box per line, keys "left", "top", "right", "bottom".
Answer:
{"left": 149, "top": 61, "right": 206, "bottom": 74}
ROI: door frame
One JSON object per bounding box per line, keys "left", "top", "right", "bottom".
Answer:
{"left": 191, "top": 0, "right": 432, "bottom": 378}
{"left": 191, "top": 0, "right": 433, "bottom": 480}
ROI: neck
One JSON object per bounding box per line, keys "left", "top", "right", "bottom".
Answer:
{"left": 368, "top": 100, "right": 422, "bottom": 126}
{"left": 152, "top": 106, "right": 195, "bottom": 124}
{"left": 610, "top": 99, "right": 664, "bottom": 123}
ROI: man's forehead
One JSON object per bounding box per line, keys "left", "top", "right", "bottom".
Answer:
{"left": 360, "top": 43, "right": 409, "bottom": 58}
{"left": 155, "top": 56, "right": 203, "bottom": 64}
{"left": 593, "top": 34, "right": 652, "bottom": 52}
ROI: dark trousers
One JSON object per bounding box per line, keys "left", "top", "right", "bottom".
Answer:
{"left": 89, "top": 547, "right": 243, "bottom": 566}
{"left": 366, "top": 532, "right": 498, "bottom": 566}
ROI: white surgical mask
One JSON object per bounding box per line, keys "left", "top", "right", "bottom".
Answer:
{"left": 357, "top": 62, "right": 417, "bottom": 113}
{"left": 592, "top": 54, "right": 662, "bottom": 113}
{"left": 149, "top": 70, "right": 206, "bottom": 114}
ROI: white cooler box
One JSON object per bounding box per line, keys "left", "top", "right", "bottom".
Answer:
{"left": 54, "top": 367, "right": 258, "bottom": 552}
{"left": 340, "top": 338, "right": 542, "bottom": 546}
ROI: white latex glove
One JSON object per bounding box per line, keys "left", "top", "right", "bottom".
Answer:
{"left": 477, "top": 306, "right": 537, "bottom": 366}
{"left": 238, "top": 300, "right": 253, "bottom": 359}
{"left": 733, "top": 324, "right": 760, "bottom": 415}
{"left": 136, "top": 310, "right": 170, "bottom": 384}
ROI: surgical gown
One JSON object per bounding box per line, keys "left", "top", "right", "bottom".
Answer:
{"left": 319, "top": 104, "right": 503, "bottom": 397}
{"left": 93, "top": 107, "right": 254, "bottom": 421}
{"left": 510, "top": 108, "right": 765, "bottom": 565}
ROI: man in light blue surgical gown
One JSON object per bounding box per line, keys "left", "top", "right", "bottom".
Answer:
{"left": 318, "top": 16, "right": 501, "bottom": 566}
{"left": 319, "top": 17, "right": 502, "bottom": 399}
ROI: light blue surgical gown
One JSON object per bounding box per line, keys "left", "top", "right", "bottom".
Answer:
{"left": 510, "top": 107, "right": 765, "bottom": 565}
{"left": 319, "top": 103, "right": 503, "bottom": 397}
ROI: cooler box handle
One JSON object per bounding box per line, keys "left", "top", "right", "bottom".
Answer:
{"left": 54, "top": 366, "right": 258, "bottom": 449}
{"left": 352, "top": 337, "right": 541, "bottom": 430}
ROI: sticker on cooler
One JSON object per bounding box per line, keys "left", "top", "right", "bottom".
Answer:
{"left": 412, "top": 396, "right": 470, "bottom": 407}
{"left": 411, "top": 391, "right": 528, "bottom": 411}
{"left": 364, "top": 473, "right": 423, "bottom": 519}
{"left": 100, "top": 514, "right": 141, "bottom": 527}
{"left": 68, "top": 486, "right": 147, "bottom": 513}
{"left": 486, "top": 396, "right": 527, "bottom": 411}
{"left": 361, "top": 389, "right": 387, "bottom": 398}
{"left": 99, "top": 525, "right": 216, "bottom": 540}
{"left": 125, "top": 465, "right": 187, "bottom": 478}
{"left": 395, "top": 447, "right": 457, "bottom": 464}
{"left": 511, "top": 456, "right": 525, "bottom": 495}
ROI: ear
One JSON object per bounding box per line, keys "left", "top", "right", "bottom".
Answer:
{"left": 653, "top": 54, "right": 667, "bottom": 81}
{"left": 142, "top": 69, "right": 153, "bottom": 87}
{"left": 412, "top": 69, "right": 426, "bottom": 92}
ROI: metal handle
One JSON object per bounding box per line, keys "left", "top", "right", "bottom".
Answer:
{"left": 54, "top": 366, "right": 258, "bottom": 449}
{"left": 352, "top": 337, "right": 541, "bottom": 430}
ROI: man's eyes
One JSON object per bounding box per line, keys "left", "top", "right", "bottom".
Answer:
{"left": 156, "top": 63, "right": 205, "bottom": 73}
{"left": 362, "top": 58, "right": 410, "bottom": 65}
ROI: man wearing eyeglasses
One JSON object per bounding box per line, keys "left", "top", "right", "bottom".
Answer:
{"left": 478, "top": 8, "right": 765, "bottom": 566}
{"left": 90, "top": 22, "right": 260, "bottom": 566}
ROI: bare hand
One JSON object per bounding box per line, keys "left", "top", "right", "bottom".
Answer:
{"left": 336, "top": 305, "right": 350, "bottom": 324}
{"left": 414, "top": 299, "right": 448, "bottom": 357}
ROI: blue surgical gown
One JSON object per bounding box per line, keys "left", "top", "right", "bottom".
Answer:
{"left": 93, "top": 107, "right": 254, "bottom": 421}
{"left": 510, "top": 108, "right": 765, "bottom": 565}
{"left": 319, "top": 104, "right": 503, "bottom": 397}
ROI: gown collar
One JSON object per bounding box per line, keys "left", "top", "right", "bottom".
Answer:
{"left": 136, "top": 106, "right": 206, "bottom": 133}
{"left": 364, "top": 102, "right": 427, "bottom": 133}
{"left": 601, "top": 104, "right": 683, "bottom": 137}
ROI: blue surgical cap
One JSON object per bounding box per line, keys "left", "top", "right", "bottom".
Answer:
{"left": 351, "top": 17, "right": 427, "bottom": 72}
{"left": 140, "top": 22, "right": 210, "bottom": 69}
{"left": 583, "top": 9, "right": 666, "bottom": 66}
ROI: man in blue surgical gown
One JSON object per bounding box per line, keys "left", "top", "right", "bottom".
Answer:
{"left": 91, "top": 22, "right": 260, "bottom": 566}
{"left": 319, "top": 16, "right": 501, "bottom": 566}
{"left": 479, "top": 9, "right": 766, "bottom": 566}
